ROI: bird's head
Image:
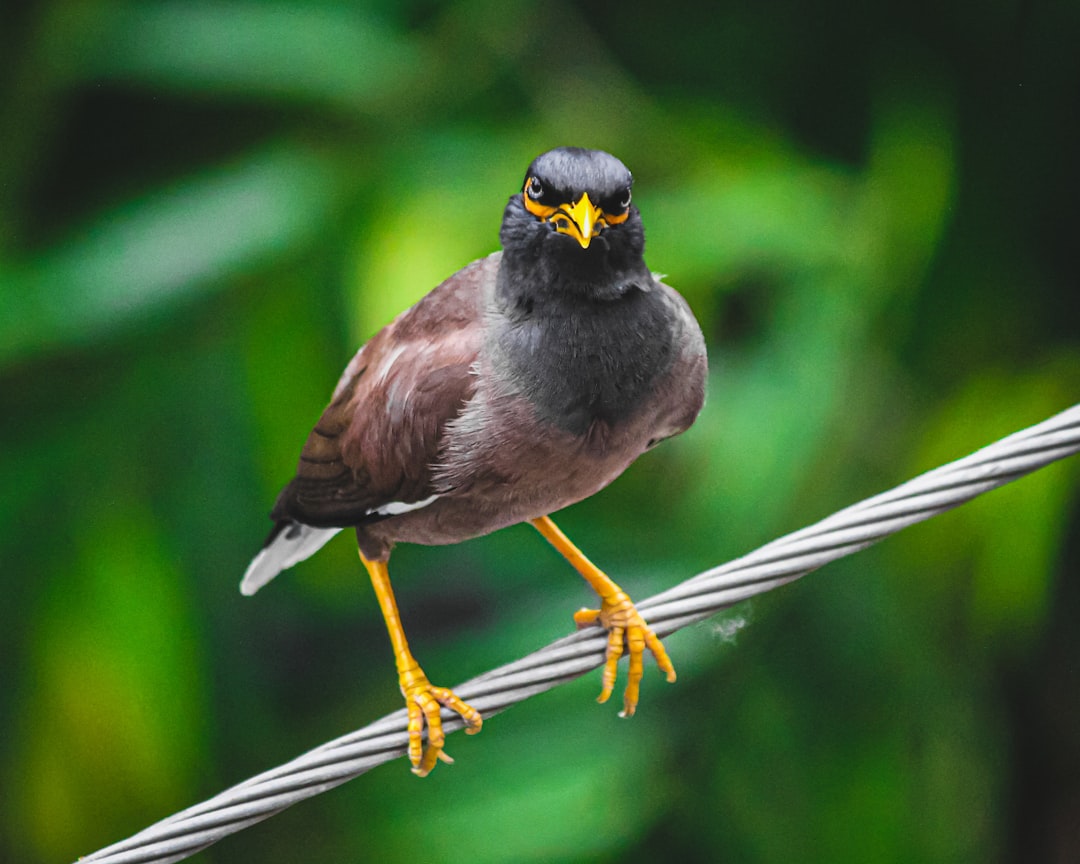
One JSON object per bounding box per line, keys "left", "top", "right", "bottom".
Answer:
{"left": 500, "top": 148, "right": 646, "bottom": 274}
{"left": 519, "top": 148, "right": 634, "bottom": 249}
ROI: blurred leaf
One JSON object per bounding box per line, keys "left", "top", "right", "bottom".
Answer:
{"left": 645, "top": 159, "right": 853, "bottom": 286}
{"left": 894, "top": 355, "right": 1080, "bottom": 647}
{"left": 852, "top": 82, "right": 957, "bottom": 296}
{"left": 349, "top": 130, "right": 521, "bottom": 339}
{"left": 85, "top": 1, "right": 422, "bottom": 110}
{"left": 8, "top": 499, "right": 207, "bottom": 862}
{"left": 0, "top": 143, "right": 346, "bottom": 367}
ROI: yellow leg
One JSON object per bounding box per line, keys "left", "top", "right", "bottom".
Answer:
{"left": 530, "top": 515, "right": 676, "bottom": 717}
{"left": 360, "top": 552, "right": 482, "bottom": 776}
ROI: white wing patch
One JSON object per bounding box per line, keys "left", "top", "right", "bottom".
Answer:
{"left": 367, "top": 494, "right": 439, "bottom": 517}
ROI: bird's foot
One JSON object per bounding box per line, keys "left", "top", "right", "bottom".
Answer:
{"left": 398, "top": 665, "right": 483, "bottom": 776}
{"left": 573, "top": 588, "right": 676, "bottom": 717}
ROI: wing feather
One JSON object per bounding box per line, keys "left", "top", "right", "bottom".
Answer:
{"left": 268, "top": 255, "right": 494, "bottom": 530}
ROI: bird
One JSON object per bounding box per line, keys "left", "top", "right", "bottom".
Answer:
{"left": 241, "top": 147, "right": 708, "bottom": 776}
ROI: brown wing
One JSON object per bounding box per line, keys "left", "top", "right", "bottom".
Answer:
{"left": 269, "top": 254, "right": 496, "bottom": 528}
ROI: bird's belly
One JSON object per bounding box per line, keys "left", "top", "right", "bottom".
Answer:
{"left": 367, "top": 402, "right": 650, "bottom": 549}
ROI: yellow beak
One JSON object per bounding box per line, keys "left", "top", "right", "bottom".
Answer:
{"left": 554, "top": 192, "right": 603, "bottom": 249}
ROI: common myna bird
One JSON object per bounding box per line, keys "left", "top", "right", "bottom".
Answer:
{"left": 241, "top": 147, "right": 707, "bottom": 775}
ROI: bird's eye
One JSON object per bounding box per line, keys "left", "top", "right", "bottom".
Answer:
{"left": 619, "top": 188, "right": 632, "bottom": 210}
{"left": 526, "top": 177, "right": 544, "bottom": 200}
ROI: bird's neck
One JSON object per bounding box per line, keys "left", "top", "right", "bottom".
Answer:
{"left": 489, "top": 260, "right": 677, "bottom": 438}
{"left": 496, "top": 246, "right": 650, "bottom": 309}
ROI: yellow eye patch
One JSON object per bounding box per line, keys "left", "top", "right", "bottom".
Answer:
{"left": 522, "top": 183, "right": 629, "bottom": 249}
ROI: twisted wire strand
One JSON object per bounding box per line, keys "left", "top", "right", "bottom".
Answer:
{"left": 78, "top": 403, "right": 1080, "bottom": 864}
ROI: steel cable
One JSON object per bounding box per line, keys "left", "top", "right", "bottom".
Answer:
{"left": 78, "top": 403, "right": 1080, "bottom": 864}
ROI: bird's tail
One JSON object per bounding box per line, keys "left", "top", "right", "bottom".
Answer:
{"left": 240, "top": 522, "right": 342, "bottom": 596}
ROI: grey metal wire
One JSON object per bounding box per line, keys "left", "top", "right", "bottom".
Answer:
{"left": 78, "top": 403, "right": 1080, "bottom": 864}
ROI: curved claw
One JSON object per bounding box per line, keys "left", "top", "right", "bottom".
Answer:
{"left": 531, "top": 516, "right": 676, "bottom": 718}
{"left": 574, "top": 591, "right": 676, "bottom": 717}
{"left": 401, "top": 673, "right": 483, "bottom": 777}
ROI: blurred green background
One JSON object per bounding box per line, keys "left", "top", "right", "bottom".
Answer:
{"left": 2, "top": 1, "right": 1078, "bottom": 861}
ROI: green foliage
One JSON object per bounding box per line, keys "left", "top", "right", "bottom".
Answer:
{"left": 2, "top": 1, "right": 1077, "bottom": 862}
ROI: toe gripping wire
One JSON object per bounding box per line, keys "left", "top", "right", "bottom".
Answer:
{"left": 530, "top": 515, "right": 676, "bottom": 716}
{"left": 359, "top": 554, "right": 482, "bottom": 776}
